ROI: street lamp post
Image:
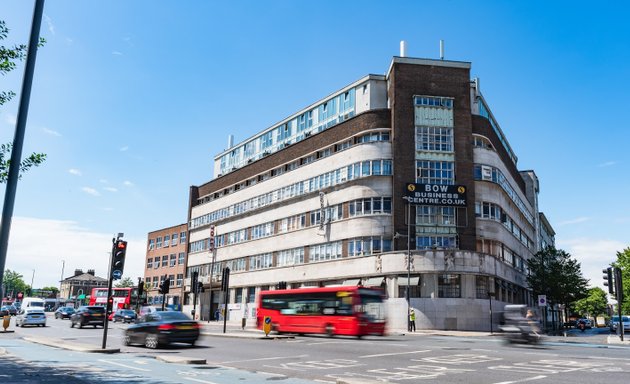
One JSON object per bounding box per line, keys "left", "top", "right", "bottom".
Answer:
{"left": 30, "top": 269, "right": 35, "bottom": 296}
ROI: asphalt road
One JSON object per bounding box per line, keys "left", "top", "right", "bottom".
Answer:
{"left": 1, "top": 313, "right": 629, "bottom": 383}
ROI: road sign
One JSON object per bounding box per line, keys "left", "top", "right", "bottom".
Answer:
{"left": 537, "top": 295, "right": 547, "bottom": 307}
{"left": 263, "top": 316, "right": 272, "bottom": 336}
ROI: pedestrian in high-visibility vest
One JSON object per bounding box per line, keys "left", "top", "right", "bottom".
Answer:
{"left": 409, "top": 309, "right": 416, "bottom": 332}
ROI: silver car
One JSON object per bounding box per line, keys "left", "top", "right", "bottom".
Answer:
{"left": 16, "top": 307, "right": 47, "bottom": 327}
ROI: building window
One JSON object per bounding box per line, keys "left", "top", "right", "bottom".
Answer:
{"left": 398, "top": 276, "right": 421, "bottom": 298}
{"left": 178, "top": 252, "right": 185, "bottom": 265}
{"left": 277, "top": 248, "right": 304, "bottom": 267}
{"left": 176, "top": 273, "right": 183, "bottom": 287}
{"left": 148, "top": 239, "right": 155, "bottom": 250}
{"left": 416, "top": 160, "right": 454, "bottom": 184}
{"left": 169, "top": 254, "right": 176, "bottom": 267}
{"left": 147, "top": 258, "right": 153, "bottom": 269}
{"left": 309, "top": 241, "right": 343, "bottom": 262}
{"left": 226, "top": 257, "right": 246, "bottom": 272}
{"left": 180, "top": 231, "right": 186, "bottom": 244}
{"left": 349, "top": 197, "right": 392, "bottom": 216}
{"left": 416, "top": 126, "right": 453, "bottom": 152}
{"left": 416, "top": 206, "right": 455, "bottom": 226}
{"left": 347, "top": 237, "right": 393, "bottom": 257}
{"left": 247, "top": 287, "right": 256, "bottom": 303}
{"left": 476, "top": 276, "right": 489, "bottom": 299}
{"left": 152, "top": 276, "right": 159, "bottom": 289}
{"left": 156, "top": 237, "right": 163, "bottom": 248}
{"left": 161, "top": 255, "right": 168, "bottom": 267}
{"left": 235, "top": 288, "right": 243, "bottom": 304}
{"left": 438, "top": 274, "right": 461, "bottom": 298}
{"left": 416, "top": 236, "right": 457, "bottom": 250}
{"left": 171, "top": 233, "right": 178, "bottom": 246}
{"left": 249, "top": 253, "right": 273, "bottom": 271}
{"left": 163, "top": 235, "right": 170, "bottom": 248}
{"left": 251, "top": 222, "right": 274, "bottom": 240}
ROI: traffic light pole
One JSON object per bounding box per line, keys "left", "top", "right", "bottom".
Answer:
{"left": 615, "top": 267, "right": 624, "bottom": 341}
{"left": 101, "top": 236, "right": 118, "bottom": 350}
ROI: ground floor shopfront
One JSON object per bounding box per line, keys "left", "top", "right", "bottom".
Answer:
{"left": 183, "top": 250, "right": 532, "bottom": 332}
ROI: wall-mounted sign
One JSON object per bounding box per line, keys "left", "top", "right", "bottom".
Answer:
{"left": 404, "top": 183, "right": 467, "bottom": 206}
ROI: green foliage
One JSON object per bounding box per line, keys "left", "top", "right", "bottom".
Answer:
{"left": 612, "top": 247, "right": 630, "bottom": 314}
{"left": 2, "top": 269, "right": 29, "bottom": 297}
{"left": 527, "top": 246, "right": 589, "bottom": 309}
{"left": 0, "top": 20, "right": 46, "bottom": 183}
{"left": 114, "top": 277, "right": 135, "bottom": 288}
{"left": 574, "top": 287, "right": 608, "bottom": 318}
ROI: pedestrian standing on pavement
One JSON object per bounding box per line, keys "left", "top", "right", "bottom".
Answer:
{"left": 409, "top": 309, "right": 416, "bottom": 332}
{"left": 215, "top": 308, "right": 220, "bottom": 321}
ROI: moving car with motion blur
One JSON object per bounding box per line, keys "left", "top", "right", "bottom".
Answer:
{"left": 54, "top": 306, "right": 75, "bottom": 319}
{"left": 123, "top": 311, "right": 200, "bottom": 349}
{"left": 112, "top": 309, "right": 138, "bottom": 323}
{"left": 15, "top": 307, "right": 46, "bottom": 327}
{"left": 70, "top": 306, "right": 105, "bottom": 328}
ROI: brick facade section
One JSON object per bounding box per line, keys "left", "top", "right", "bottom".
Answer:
{"left": 388, "top": 62, "right": 477, "bottom": 252}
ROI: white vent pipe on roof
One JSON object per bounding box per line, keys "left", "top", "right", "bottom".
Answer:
{"left": 440, "top": 40, "right": 444, "bottom": 60}
{"left": 400, "top": 40, "right": 406, "bottom": 57}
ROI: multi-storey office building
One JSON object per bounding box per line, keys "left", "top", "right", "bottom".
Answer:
{"left": 185, "top": 55, "right": 553, "bottom": 331}
{"left": 144, "top": 224, "right": 188, "bottom": 308}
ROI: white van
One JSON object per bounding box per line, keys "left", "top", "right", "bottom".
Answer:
{"left": 21, "top": 297, "right": 45, "bottom": 309}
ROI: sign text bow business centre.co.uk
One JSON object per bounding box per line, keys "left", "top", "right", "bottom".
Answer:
{"left": 404, "top": 183, "right": 468, "bottom": 207}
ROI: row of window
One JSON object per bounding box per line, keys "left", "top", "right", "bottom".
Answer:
{"left": 477, "top": 98, "right": 517, "bottom": 165}
{"left": 187, "top": 236, "right": 394, "bottom": 281}
{"left": 414, "top": 96, "right": 454, "bottom": 109}
{"left": 476, "top": 238, "right": 527, "bottom": 273}
{"left": 146, "top": 253, "right": 185, "bottom": 269}
{"left": 148, "top": 231, "right": 187, "bottom": 250}
{"left": 145, "top": 273, "right": 184, "bottom": 289}
{"left": 416, "top": 160, "right": 454, "bottom": 185}
{"left": 190, "top": 159, "right": 393, "bottom": 230}
{"left": 218, "top": 89, "right": 358, "bottom": 175}
{"left": 200, "top": 130, "right": 390, "bottom": 206}
{"left": 190, "top": 197, "right": 392, "bottom": 254}
{"left": 416, "top": 126, "right": 454, "bottom": 152}
{"left": 475, "top": 201, "right": 534, "bottom": 250}
{"left": 474, "top": 164, "right": 534, "bottom": 226}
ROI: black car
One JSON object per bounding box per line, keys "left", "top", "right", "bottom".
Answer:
{"left": 54, "top": 306, "right": 75, "bottom": 319}
{"left": 112, "top": 309, "right": 137, "bottom": 323}
{"left": 70, "top": 306, "right": 105, "bottom": 328}
{"left": 1, "top": 305, "right": 17, "bottom": 316}
{"left": 123, "top": 311, "right": 200, "bottom": 349}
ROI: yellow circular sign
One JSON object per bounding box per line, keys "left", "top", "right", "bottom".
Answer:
{"left": 407, "top": 184, "right": 416, "bottom": 192}
{"left": 457, "top": 186, "right": 466, "bottom": 194}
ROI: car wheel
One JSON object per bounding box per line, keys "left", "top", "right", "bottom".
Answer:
{"left": 122, "top": 334, "right": 131, "bottom": 346}
{"left": 145, "top": 333, "right": 159, "bottom": 349}
{"left": 70, "top": 321, "right": 74, "bottom": 328}
{"left": 78, "top": 322, "right": 83, "bottom": 329}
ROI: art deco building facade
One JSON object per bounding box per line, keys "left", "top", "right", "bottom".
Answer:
{"left": 185, "top": 56, "right": 553, "bottom": 330}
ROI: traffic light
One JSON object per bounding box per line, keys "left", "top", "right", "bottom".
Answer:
{"left": 158, "top": 276, "right": 170, "bottom": 294}
{"left": 111, "top": 240, "right": 128, "bottom": 280}
{"left": 221, "top": 267, "right": 230, "bottom": 291}
{"left": 138, "top": 281, "right": 144, "bottom": 295}
{"left": 197, "top": 282, "right": 204, "bottom": 293}
{"left": 603, "top": 267, "right": 615, "bottom": 295}
{"left": 191, "top": 271, "right": 198, "bottom": 291}
{"left": 107, "top": 296, "right": 114, "bottom": 312}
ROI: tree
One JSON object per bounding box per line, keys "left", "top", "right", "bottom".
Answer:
{"left": 40, "top": 286, "right": 59, "bottom": 297}
{"left": 114, "top": 277, "right": 134, "bottom": 288}
{"left": 574, "top": 287, "right": 608, "bottom": 319}
{"left": 0, "top": 20, "right": 46, "bottom": 183}
{"left": 2, "top": 269, "right": 29, "bottom": 298}
{"left": 612, "top": 247, "right": 630, "bottom": 314}
{"left": 527, "top": 246, "right": 589, "bottom": 322}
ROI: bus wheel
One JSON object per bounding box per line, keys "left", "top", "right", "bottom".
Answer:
{"left": 325, "top": 324, "right": 335, "bottom": 337}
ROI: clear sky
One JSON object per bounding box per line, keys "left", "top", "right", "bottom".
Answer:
{"left": 1, "top": 1, "right": 628, "bottom": 292}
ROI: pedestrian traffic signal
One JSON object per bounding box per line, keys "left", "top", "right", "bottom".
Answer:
{"left": 111, "top": 240, "right": 127, "bottom": 280}
{"left": 603, "top": 267, "right": 615, "bottom": 295}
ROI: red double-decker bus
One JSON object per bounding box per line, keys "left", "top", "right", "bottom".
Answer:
{"left": 256, "top": 286, "right": 387, "bottom": 337}
{"left": 89, "top": 287, "right": 136, "bottom": 310}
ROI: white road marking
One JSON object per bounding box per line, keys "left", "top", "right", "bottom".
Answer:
{"left": 220, "top": 354, "right": 308, "bottom": 364}
{"left": 493, "top": 375, "right": 547, "bottom": 384}
{"left": 184, "top": 378, "right": 219, "bottom": 384}
{"left": 359, "top": 349, "right": 430, "bottom": 358}
{"left": 98, "top": 359, "right": 151, "bottom": 371}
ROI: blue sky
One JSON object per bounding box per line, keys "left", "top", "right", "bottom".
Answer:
{"left": 1, "top": 1, "right": 628, "bottom": 291}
